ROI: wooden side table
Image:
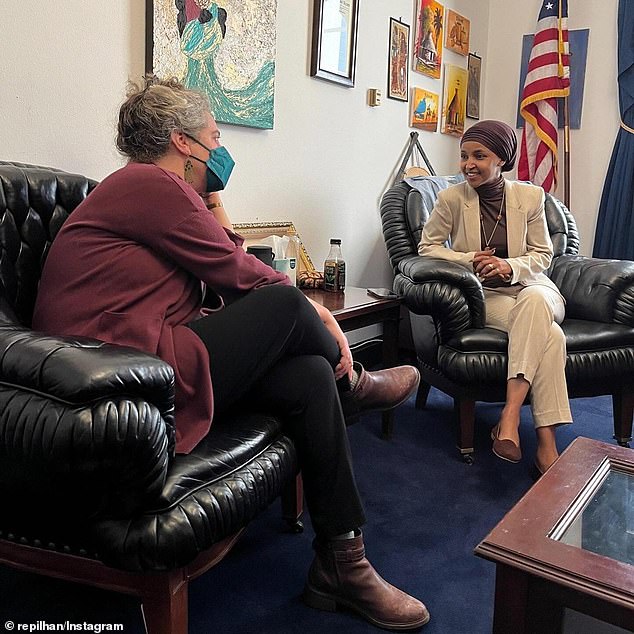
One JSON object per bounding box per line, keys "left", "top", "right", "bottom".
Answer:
{"left": 475, "top": 437, "right": 634, "bottom": 633}
{"left": 301, "top": 286, "right": 402, "bottom": 438}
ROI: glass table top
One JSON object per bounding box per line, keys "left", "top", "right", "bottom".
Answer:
{"left": 555, "top": 468, "right": 634, "bottom": 566}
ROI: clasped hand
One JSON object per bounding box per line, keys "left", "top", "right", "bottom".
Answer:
{"left": 472, "top": 248, "right": 512, "bottom": 281}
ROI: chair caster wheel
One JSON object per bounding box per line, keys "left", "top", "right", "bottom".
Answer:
{"left": 286, "top": 519, "right": 304, "bottom": 533}
{"left": 617, "top": 441, "right": 631, "bottom": 449}
{"left": 462, "top": 453, "right": 474, "bottom": 465}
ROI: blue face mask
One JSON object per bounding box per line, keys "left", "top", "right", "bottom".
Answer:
{"left": 186, "top": 135, "right": 235, "bottom": 192}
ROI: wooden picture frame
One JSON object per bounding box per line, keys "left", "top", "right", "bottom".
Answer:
{"left": 310, "top": 0, "right": 360, "bottom": 87}
{"left": 467, "top": 53, "right": 481, "bottom": 120}
{"left": 232, "top": 221, "right": 316, "bottom": 273}
{"left": 388, "top": 18, "right": 410, "bottom": 101}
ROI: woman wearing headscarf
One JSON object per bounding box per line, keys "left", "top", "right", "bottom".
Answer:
{"left": 418, "top": 120, "right": 572, "bottom": 475}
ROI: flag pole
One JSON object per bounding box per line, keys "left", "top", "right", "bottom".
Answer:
{"left": 562, "top": 95, "right": 571, "bottom": 208}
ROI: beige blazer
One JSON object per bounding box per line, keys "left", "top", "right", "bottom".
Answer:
{"left": 417, "top": 179, "right": 562, "bottom": 295}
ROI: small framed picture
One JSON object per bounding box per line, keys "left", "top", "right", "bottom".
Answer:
{"left": 410, "top": 87, "right": 439, "bottom": 131}
{"left": 388, "top": 18, "right": 410, "bottom": 101}
{"left": 310, "top": 0, "right": 360, "bottom": 87}
{"left": 444, "top": 10, "right": 470, "bottom": 56}
{"left": 441, "top": 63, "right": 468, "bottom": 136}
{"left": 233, "top": 221, "right": 316, "bottom": 273}
{"left": 467, "top": 53, "right": 482, "bottom": 120}
{"left": 413, "top": 0, "right": 444, "bottom": 79}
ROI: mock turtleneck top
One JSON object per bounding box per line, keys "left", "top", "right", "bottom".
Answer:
{"left": 475, "top": 175, "right": 511, "bottom": 288}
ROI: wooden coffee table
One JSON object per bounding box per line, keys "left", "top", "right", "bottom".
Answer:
{"left": 475, "top": 436, "right": 634, "bottom": 633}
{"left": 302, "top": 286, "right": 402, "bottom": 438}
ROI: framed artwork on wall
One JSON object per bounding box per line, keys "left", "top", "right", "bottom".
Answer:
{"left": 441, "top": 63, "right": 468, "bottom": 136}
{"left": 413, "top": 0, "right": 444, "bottom": 79}
{"left": 145, "top": 0, "right": 278, "bottom": 130}
{"left": 410, "top": 87, "right": 439, "bottom": 131}
{"left": 388, "top": 18, "right": 410, "bottom": 101}
{"left": 444, "top": 10, "right": 470, "bottom": 56}
{"left": 467, "top": 53, "right": 481, "bottom": 119}
{"left": 310, "top": 0, "right": 360, "bottom": 87}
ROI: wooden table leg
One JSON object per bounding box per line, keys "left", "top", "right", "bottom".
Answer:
{"left": 492, "top": 564, "right": 529, "bottom": 634}
{"left": 492, "top": 564, "right": 564, "bottom": 634}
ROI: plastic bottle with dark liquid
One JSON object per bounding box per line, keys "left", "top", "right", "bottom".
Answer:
{"left": 323, "top": 238, "right": 346, "bottom": 292}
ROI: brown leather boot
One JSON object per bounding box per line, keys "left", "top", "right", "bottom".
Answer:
{"left": 303, "top": 532, "right": 430, "bottom": 630}
{"left": 341, "top": 362, "right": 420, "bottom": 418}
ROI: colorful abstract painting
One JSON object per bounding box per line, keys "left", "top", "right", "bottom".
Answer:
{"left": 410, "top": 88, "right": 439, "bottom": 131}
{"left": 413, "top": 0, "right": 444, "bottom": 79}
{"left": 148, "top": 0, "right": 277, "bottom": 130}
{"left": 444, "top": 10, "right": 470, "bottom": 56}
{"left": 441, "top": 64, "right": 468, "bottom": 136}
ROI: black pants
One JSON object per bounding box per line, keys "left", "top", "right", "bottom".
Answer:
{"left": 188, "top": 285, "right": 366, "bottom": 538}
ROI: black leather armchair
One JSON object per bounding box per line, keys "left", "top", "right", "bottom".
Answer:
{"left": 0, "top": 162, "right": 301, "bottom": 632}
{"left": 380, "top": 175, "right": 634, "bottom": 462}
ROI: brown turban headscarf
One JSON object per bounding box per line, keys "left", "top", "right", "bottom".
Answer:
{"left": 460, "top": 120, "right": 518, "bottom": 172}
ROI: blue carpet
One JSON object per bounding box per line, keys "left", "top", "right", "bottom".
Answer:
{"left": 0, "top": 390, "right": 618, "bottom": 633}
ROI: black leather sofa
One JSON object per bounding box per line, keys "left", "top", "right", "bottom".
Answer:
{"left": 380, "top": 175, "right": 634, "bottom": 462}
{"left": 0, "top": 162, "right": 302, "bottom": 633}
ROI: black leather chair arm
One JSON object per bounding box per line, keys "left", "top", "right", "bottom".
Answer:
{"left": 395, "top": 255, "right": 486, "bottom": 340}
{"left": 0, "top": 325, "right": 175, "bottom": 418}
{"left": 549, "top": 255, "right": 634, "bottom": 326}
{"left": 0, "top": 326, "right": 176, "bottom": 519}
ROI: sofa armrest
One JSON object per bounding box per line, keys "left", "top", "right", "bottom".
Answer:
{"left": 549, "top": 255, "right": 634, "bottom": 326}
{"left": 0, "top": 326, "right": 176, "bottom": 519}
{"left": 395, "top": 255, "right": 486, "bottom": 340}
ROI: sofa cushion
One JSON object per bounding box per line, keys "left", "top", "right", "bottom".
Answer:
{"left": 90, "top": 410, "right": 297, "bottom": 571}
{"left": 438, "top": 319, "right": 634, "bottom": 387}
{"left": 1, "top": 411, "right": 297, "bottom": 572}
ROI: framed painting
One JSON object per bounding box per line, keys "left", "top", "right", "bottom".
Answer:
{"left": 146, "top": 0, "right": 278, "bottom": 130}
{"left": 444, "top": 9, "right": 470, "bottom": 56}
{"left": 388, "top": 18, "right": 410, "bottom": 101}
{"left": 410, "top": 87, "right": 439, "bottom": 131}
{"left": 413, "top": 0, "right": 444, "bottom": 79}
{"left": 310, "top": 0, "right": 360, "bottom": 87}
{"left": 232, "top": 221, "right": 316, "bottom": 273}
{"left": 441, "top": 63, "right": 468, "bottom": 136}
{"left": 467, "top": 53, "right": 481, "bottom": 119}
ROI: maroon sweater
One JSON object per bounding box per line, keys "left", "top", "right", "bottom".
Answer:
{"left": 32, "top": 163, "right": 289, "bottom": 453}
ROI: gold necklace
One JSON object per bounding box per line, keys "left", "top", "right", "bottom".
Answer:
{"left": 480, "top": 190, "right": 505, "bottom": 249}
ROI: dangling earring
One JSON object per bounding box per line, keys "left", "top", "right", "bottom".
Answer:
{"left": 184, "top": 159, "right": 194, "bottom": 184}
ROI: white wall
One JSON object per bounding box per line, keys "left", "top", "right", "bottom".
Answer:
{"left": 485, "top": 0, "right": 619, "bottom": 254}
{"left": 0, "top": 0, "right": 487, "bottom": 289}
{"left": 0, "top": 1, "right": 146, "bottom": 178}
{"left": 0, "top": 0, "right": 616, "bottom": 281}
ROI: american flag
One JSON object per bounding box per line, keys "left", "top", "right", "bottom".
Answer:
{"left": 518, "top": 0, "right": 570, "bottom": 193}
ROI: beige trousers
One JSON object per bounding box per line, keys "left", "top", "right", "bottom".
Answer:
{"left": 484, "top": 284, "right": 573, "bottom": 428}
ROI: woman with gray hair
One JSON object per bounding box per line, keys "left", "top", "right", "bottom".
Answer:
{"left": 32, "top": 76, "right": 428, "bottom": 631}
{"left": 419, "top": 119, "right": 572, "bottom": 476}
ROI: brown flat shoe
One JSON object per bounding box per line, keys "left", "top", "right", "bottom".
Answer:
{"left": 490, "top": 425, "right": 522, "bottom": 463}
